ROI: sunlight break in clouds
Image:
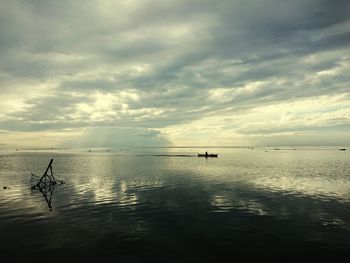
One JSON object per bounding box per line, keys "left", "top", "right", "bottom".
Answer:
{"left": 0, "top": 0, "right": 350, "bottom": 148}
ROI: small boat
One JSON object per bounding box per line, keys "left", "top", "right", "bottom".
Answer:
{"left": 198, "top": 152, "right": 218, "bottom": 158}
{"left": 339, "top": 148, "right": 346, "bottom": 151}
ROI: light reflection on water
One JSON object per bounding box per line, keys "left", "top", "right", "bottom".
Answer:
{"left": 0, "top": 148, "right": 350, "bottom": 260}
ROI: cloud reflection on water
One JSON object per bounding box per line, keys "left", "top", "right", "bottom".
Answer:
{"left": 1, "top": 150, "right": 350, "bottom": 259}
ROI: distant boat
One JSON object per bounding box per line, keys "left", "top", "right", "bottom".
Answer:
{"left": 339, "top": 148, "right": 346, "bottom": 151}
{"left": 198, "top": 152, "right": 218, "bottom": 158}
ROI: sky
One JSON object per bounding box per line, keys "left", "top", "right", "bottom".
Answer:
{"left": 0, "top": 0, "right": 350, "bottom": 148}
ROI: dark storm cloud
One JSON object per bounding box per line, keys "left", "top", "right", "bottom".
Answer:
{"left": 0, "top": 0, "right": 349, "bottom": 145}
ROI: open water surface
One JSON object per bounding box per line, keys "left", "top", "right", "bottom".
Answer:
{"left": 0, "top": 147, "right": 350, "bottom": 260}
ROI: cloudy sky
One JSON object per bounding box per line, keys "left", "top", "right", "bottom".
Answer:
{"left": 1, "top": 0, "right": 350, "bottom": 148}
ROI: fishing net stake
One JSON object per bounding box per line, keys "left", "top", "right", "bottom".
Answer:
{"left": 33, "top": 159, "right": 57, "bottom": 188}
{"left": 31, "top": 159, "right": 64, "bottom": 210}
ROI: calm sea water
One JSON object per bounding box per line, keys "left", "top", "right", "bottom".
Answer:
{"left": 1, "top": 147, "right": 350, "bottom": 260}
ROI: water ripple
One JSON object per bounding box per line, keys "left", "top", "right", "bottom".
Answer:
{"left": 1, "top": 149, "right": 350, "bottom": 258}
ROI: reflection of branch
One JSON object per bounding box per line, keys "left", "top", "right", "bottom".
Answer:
{"left": 32, "top": 182, "right": 57, "bottom": 209}
{"left": 31, "top": 159, "right": 64, "bottom": 210}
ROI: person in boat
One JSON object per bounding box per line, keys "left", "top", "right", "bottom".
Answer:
{"left": 205, "top": 151, "right": 208, "bottom": 157}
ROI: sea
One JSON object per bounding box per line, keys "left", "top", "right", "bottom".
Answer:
{"left": 0, "top": 146, "right": 350, "bottom": 261}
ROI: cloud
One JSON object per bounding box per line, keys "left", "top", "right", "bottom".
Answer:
{"left": 0, "top": 0, "right": 350, "bottom": 146}
{"left": 63, "top": 126, "right": 170, "bottom": 148}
